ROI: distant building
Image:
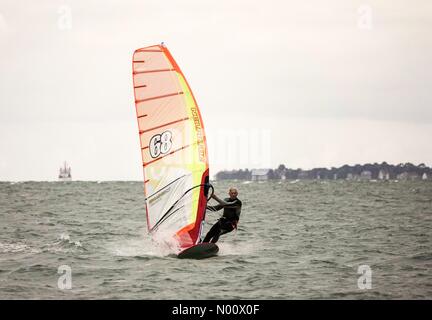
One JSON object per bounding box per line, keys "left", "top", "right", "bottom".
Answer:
{"left": 378, "top": 169, "right": 390, "bottom": 180}
{"left": 408, "top": 172, "right": 420, "bottom": 180}
{"left": 333, "top": 173, "right": 338, "bottom": 180}
{"left": 396, "top": 172, "right": 419, "bottom": 181}
{"left": 397, "top": 172, "right": 408, "bottom": 180}
{"left": 422, "top": 173, "right": 428, "bottom": 180}
{"left": 360, "top": 170, "right": 372, "bottom": 180}
{"left": 251, "top": 169, "right": 270, "bottom": 181}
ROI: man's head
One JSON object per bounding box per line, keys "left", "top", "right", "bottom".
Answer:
{"left": 228, "top": 187, "right": 238, "bottom": 199}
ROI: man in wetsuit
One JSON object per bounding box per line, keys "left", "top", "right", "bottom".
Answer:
{"left": 202, "top": 187, "right": 242, "bottom": 244}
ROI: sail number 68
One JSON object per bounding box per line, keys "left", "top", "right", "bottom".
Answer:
{"left": 149, "top": 131, "right": 172, "bottom": 158}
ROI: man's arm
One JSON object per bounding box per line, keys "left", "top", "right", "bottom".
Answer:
{"left": 206, "top": 204, "right": 223, "bottom": 212}
{"left": 211, "top": 194, "right": 238, "bottom": 207}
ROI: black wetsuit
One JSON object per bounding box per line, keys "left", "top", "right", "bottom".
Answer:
{"left": 203, "top": 197, "right": 242, "bottom": 243}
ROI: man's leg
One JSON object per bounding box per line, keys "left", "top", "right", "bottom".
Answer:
{"left": 211, "top": 225, "right": 234, "bottom": 243}
{"left": 203, "top": 221, "right": 221, "bottom": 243}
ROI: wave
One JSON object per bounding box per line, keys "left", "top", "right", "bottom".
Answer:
{"left": 40, "top": 233, "right": 86, "bottom": 253}
{"left": 0, "top": 233, "right": 86, "bottom": 255}
{"left": 108, "top": 230, "right": 263, "bottom": 259}
{"left": 409, "top": 252, "right": 432, "bottom": 261}
{"left": 107, "top": 231, "right": 174, "bottom": 258}
{"left": 217, "top": 239, "right": 263, "bottom": 257}
{"left": 0, "top": 241, "right": 35, "bottom": 254}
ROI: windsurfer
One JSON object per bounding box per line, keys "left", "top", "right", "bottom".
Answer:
{"left": 202, "top": 187, "right": 242, "bottom": 243}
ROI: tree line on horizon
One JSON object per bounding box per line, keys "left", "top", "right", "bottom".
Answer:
{"left": 215, "top": 162, "right": 432, "bottom": 180}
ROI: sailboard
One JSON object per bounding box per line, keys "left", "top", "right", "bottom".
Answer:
{"left": 177, "top": 242, "right": 219, "bottom": 259}
{"left": 132, "top": 43, "right": 217, "bottom": 258}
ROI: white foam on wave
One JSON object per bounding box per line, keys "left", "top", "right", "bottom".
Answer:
{"left": 49, "top": 233, "right": 85, "bottom": 251}
{"left": 0, "top": 241, "right": 41, "bottom": 254}
{"left": 110, "top": 238, "right": 175, "bottom": 258}
{"left": 217, "top": 239, "right": 262, "bottom": 257}
{"left": 0, "top": 242, "right": 30, "bottom": 253}
{"left": 59, "top": 233, "right": 70, "bottom": 241}
{"left": 109, "top": 228, "right": 261, "bottom": 259}
{"left": 0, "top": 234, "right": 84, "bottom": 255}
{"left": 109, "top": 228, "right": 178, "bottom": 258}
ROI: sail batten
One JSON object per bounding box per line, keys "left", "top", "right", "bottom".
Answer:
{"left": 135, "top": 92, "right": 184, "bottom": 104}
{"left": 132, "top": 44, "right": 209, "bottom": 252}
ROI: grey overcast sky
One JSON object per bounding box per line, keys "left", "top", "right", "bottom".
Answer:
{"left": 0, "top": 0, "right": 431, "bottom": 180}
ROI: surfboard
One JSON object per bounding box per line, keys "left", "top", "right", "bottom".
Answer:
{"left": 132, "top": 43, "right": 213, "bottom": 258}
{"left": 178, "top": 243, "right": 219, "bottom": 259}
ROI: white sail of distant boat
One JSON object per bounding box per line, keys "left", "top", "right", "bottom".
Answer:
{"left": 58, "top": 161, "right": 72, "bottom": 181}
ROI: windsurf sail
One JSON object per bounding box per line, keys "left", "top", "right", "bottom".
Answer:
{"left": 132, "top": 43, "right": 210, "bottom": 253}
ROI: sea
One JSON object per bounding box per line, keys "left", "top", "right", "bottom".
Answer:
{"left": 0, "top": 180, "right": 431, "bottom": 299}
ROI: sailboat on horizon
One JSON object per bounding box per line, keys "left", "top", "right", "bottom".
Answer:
{"left": 58, "top": 161, "right": 72, "bottom": 182}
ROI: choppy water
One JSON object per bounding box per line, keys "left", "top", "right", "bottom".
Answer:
{"left": 0, "top": 180, "right": 431, "bottom": 299}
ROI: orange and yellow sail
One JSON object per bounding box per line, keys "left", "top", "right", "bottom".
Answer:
{"left": 132, "top": 44, "right": 209, "bottom": 252}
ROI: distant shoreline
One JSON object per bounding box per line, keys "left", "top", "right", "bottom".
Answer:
{"left": 215, "top": 162, "right": 431, "bottom": 181}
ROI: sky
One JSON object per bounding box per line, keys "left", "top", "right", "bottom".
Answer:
{"left": 0, "top": 0, "right": 431, "bottom": 180}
